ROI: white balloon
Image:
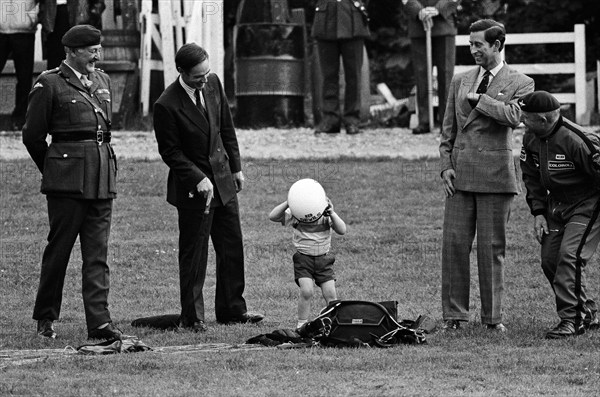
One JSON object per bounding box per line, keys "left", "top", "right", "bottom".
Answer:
{"left": 287, "top": 178, "right": 327, "bottom": 223}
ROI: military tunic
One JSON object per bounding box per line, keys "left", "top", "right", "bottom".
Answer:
{"left": 22, "top": 61, "right": 117, "bottom": 330}
{"left": 311, "top": 0, "right": 370, "bottom": 129}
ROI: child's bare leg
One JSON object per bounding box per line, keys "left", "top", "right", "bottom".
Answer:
{"left": 297, "top": 278, "right": 314, "bottom": 327}
{"left": 320, "top": 280, "right": 337, "bottom": 304}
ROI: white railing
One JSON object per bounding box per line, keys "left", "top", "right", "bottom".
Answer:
{"left": 455, "top": 24, "right": 587, "bottom": 124}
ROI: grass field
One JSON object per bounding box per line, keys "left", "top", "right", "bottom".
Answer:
{"left": 1, "top": 157, "right": 599, "bottom": 396}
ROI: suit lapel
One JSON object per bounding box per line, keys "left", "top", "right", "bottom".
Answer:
{"left": 460, "top": 68, "right": 480, "bottom": 127}
{"left": 484, "top": 63, "right": 510, "bottom": 99}
{"left": 175, "top": 81, "right": 210, "bottom": 134}
{"left": 203, "top": 82, "right": 218, "bottom": 151}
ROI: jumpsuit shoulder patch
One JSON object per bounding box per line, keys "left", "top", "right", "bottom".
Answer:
{"left": 520, "top": 147, "right": 527, "bottom": 161}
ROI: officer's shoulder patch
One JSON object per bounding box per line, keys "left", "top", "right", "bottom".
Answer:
{"left": 32, "top": 82, "right": 44, "bottom": 91}
{"left": 40, "top": 67, "right": 60, "bottom": 75}
{"left": 94, "top": 67, "right": 105, "bottom": 73}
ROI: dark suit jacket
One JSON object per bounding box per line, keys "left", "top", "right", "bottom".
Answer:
{"left": 439, "top": 64, "right": 534, "bottom": 194}
{"left": 153, "top": 74, "right": 242, "bottom": 210}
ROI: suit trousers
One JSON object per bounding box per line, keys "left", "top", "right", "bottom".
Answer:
{"left": 441, "top": 190, "right": 513, "bottom": 324}
{"left": 0, "top": 33, "right": 35, "bottom": 125}
{"left": 317, "top": 38, "right": 364, "bottom": 127}
{"left": 177, "top": 196, "right": 247, "bottom": 324}
{"left": 541, "top": 197, "right": 599, "bottom": 320}
{"left": 410, "top": 35, "right": 455, "bottom": 127}
{"left": 45, "top": 4, "right": 70, "bottom": 69}
{"left": 33, "top": 197, "right": 113, "bottom": 330}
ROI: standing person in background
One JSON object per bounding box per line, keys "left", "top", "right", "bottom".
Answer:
{"left": 0, "top": 0, "right": 39, "bottom": 130}
{"left": 439, "top": 19, "right": 534, "bottom": 332}
{"left": 22, "top": 25, "right": 121, "bottom": 340}
{"left": 153, "top": 43, "right": 264, "bottom": 332}
{"left": 403, "top": 0, "right": 458, "bottom": 135}
{"left": 312, "top": 0, "right": 370, "bottom": 135}
{"left": 38, "top": 0, "right": 105, "bottom": 69}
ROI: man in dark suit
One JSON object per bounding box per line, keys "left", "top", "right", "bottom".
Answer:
{"left": 22, "top": 25, "right": 121, "bottom": 340}
{"left": 311, "top": 0, "right": 370, "bottom": 135}
{"left": 153, "top": 43, "right": 263, "bottom": 332}
{"left": 404, "top": 0, "right": 458, "bottom": 135}
{"left": 439, "top": 19, "right": 534, "bottom": 332}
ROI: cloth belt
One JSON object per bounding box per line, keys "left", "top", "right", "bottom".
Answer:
{"left": 52, "top": 131, "right": 111, "bottom": 143}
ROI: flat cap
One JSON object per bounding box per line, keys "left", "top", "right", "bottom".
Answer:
{"left": 518, "top": 90, "right": 560, "bottom": 113}
{"left": 61, "top": 25, "right": 101, "bottom": 48}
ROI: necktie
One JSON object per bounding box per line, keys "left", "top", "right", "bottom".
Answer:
{"left": 80, "top": 75, "right": 92, "bottom": 90}
{"left": 195, "top": 89, "right": 207, "bottom": 118}
{"left": 476, "top": 70, "right": 491, "bottom": 94}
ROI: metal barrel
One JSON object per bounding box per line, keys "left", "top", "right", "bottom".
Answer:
{"left": 234, "top": 0, "right": 306, "bottom": 128}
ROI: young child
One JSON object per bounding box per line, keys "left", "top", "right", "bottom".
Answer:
{"left": 269, "top": 197, "right": 347, "bottom": 329}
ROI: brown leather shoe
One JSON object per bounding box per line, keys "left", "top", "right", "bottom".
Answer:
{"left": 485, "top": 323, "right": 507, "bottom": 332}
{"left": 442, "top": 319, "right": 463, "bottom": 330}
{"left": 37, "top": 319, "right": 57, "bottom": 339}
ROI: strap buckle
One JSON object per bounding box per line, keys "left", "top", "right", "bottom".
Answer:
{"left": 96, "top": 129, "right": 103, "bottom": 145}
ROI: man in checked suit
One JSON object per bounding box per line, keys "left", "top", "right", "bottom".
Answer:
{"left": 153, "top": 43, "right": 263, "bottom": 332}
{"left": 439, "top": 19, "right": 534, "bottom": 331}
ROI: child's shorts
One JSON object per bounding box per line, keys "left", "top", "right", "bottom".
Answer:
{"left": 293, "top": 251, "right": 336, "bottom": 286}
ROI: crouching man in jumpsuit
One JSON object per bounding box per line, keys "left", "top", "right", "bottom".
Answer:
{"left": 519, "top": 90, "right": 600, "bottom": 339}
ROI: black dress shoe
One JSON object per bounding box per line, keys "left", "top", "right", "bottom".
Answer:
{"left": 584, "top": 309, "right": 599, "bottom": 330}
{"left": 88, "top": 323, "right": 123, "bottom": 340}
{"left": 545, "top": 320, "right": 584, "bottom": 339}
{"left": 221, "top": 312, "right": 265, "bottom": 324}
{"left": 346, "top": 125, "right": 362, "bottom": 135}
{"left": 179, "top": 320, "right": 208, "bottom": 333}
{"left": 412, "top": 125, "right": 431, "bottom": 135}
{"left": 37, "top": 319, "right": 57, "bottom": 339}
{"left": 314, "top": 123, "right": 341, "bottom": 135}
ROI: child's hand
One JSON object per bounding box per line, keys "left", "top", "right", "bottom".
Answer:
{"left": 323, "top": 198, "right": 333, "bottom": 217}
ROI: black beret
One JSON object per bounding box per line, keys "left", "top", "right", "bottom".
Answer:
{"left": 61, "top": 25, "right": 101, "bottom": 48}
{"left": 518, "top": 90, "right": 560, "bottom": 113}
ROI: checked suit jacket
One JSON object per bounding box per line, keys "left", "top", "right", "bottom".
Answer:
{"left": 153, "top": 74, "right": 241, "bottom": 209}
{"left": 439, "top": 64, "right": 534, "bottom": 193}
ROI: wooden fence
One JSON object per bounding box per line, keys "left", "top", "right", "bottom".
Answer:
{"left": 454, "top": 24, "right": 587, "bottom": 124}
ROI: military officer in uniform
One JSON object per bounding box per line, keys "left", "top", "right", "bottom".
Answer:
{"left": 520, "top": 91, "right": 600, "bottom": 339}
{"left": 312, "top": 0, "right": 370, "bottom": 135}
{"left": 22, "top": 24, "right": 121, "bottom": 340}
{"left": 404, "top": 0, "right": 458, "bottom": 135}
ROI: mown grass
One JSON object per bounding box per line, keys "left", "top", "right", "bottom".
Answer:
{"left": 1, "top": 158, "right": 599, "bottom": 396}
